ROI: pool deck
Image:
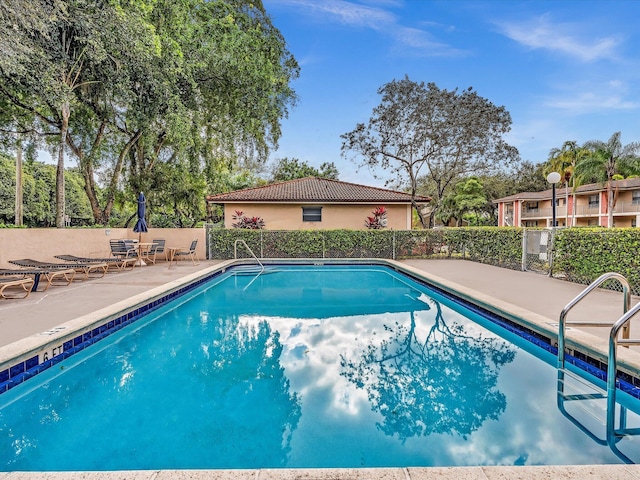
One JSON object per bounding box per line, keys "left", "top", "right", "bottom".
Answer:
{"left": 1, "top": 258, "right": 640, "bottom": 479}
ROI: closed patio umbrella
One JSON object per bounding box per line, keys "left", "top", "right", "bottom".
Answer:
{"left": 133, "top": 192, "right": 148, "bottom": 242}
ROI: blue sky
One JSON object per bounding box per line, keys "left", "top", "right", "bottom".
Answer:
{"left": 262, "top": 0, "right": 640, "bottom": 187}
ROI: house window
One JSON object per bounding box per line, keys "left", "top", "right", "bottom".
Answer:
{"left": 302, "top": 206, "right": 322, "bottom": 222}
{"left": 632, "top": 190, "right": 640, "bottom": 205}
{"left": 524, "top": 221, "right": 538, "bottom": 227}
{"left": 526, "top": 202, "right": 538, "bottom": 211}
{"left": 588, "top": 195, "right": 599, "bottom": 207}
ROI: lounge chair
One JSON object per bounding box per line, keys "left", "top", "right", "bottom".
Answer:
{"left": 9, "top": 258, "right": 107, "bottom": 280}
{"left": 0, "top": 267, "right": 76, "bottom": 291}
{"left": 55, "top": 254, "right": 137, "bottom": 272}
{"left": 170, "top": 239, "right": 200, "bottom": 266}
{"left": 0, "top": 276, "right": 35, "bottom": 299}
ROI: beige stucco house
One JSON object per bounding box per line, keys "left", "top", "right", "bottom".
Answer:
{"left": 206, "top": 177, "right": 430, "bottom": 230}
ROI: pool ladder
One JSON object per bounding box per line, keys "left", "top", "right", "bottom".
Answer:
{"left": 557, "top": 272, "right": 640, "bottom": 463}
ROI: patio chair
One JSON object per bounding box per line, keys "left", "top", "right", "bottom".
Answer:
{"left": 109, "top": 239, "right": 138, "bottom": 260}
{"left": 145, "top": 239, "right": 167, "bottom": 264}
{"left": 9, "top": 258, "right": 107, "bottom": 280}
{"left": 55, "top": 254, "right": 137, "bottom": 272}
{"left": 171, "top": 239, "right": 199, "bottom": 266}
{"left": 0, "top": 276, "right": 35, "bottom": 299}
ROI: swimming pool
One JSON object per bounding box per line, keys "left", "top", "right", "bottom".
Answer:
{"left": 0, "top": 263, "right": 639, "bottom": 470}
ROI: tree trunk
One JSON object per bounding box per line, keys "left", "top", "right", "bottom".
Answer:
{"left": 607, "top": 182, "right": 614, "bottom": 228}
{"left": 56, "top": 102, "right": 70, "bottom": 228}
{"left": 411, "top": 200, "right": 428, "bottom": 229}
{"left": 14, "top": 138, "right": 23, "bottom": 226}
{"left": 564, "top": 181, "right": 569, "bottom": 226}
{"left": 67, "top": 128, "right": 141, "bottom": 225}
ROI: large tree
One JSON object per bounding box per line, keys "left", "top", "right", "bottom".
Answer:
{"left": 0, "top": 0, "right": 56, "bottom": 226}
{"left": 0, "top": 155, "right": 92, "bottom": 226}
{"left": 76, "top": 0, "right": 298, "bottom": 225}
{"left": 437, "top": 176, "right": 487, "bottom": 226}
{"left": 270, "top": 157, "right": 339, "bottom": 182}
{"left": 576, "top": 132, "right": 640, "bottom": 228}
{"left": 341, "top": 77, "right": 519, "bottom": 228}
{"left": 0, "top": 0, "right": 299, "bottom": 227}
{"left": 0, "top": 0, "right": 150, "bottom": 226}
{"left": 426, "top": 160, "right": 547, "bottom": 226}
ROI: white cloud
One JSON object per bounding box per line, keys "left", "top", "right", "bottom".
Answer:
{"left": 392, "top": 26, "right": 466, "bottom": 57}
{"left": 546, "top": 92, "right": 639, "bottom": 113}
{"left": 271, "top": 0, "right": 396, "bottom": 30}
{"left": 269, "top": 0, "right": 464, "bottom": 56}
{"left": 498, "top": 15, "right": 619, "bottom": 62}
{"left": 545, "top": 79, "right": 638, "bottom": 113}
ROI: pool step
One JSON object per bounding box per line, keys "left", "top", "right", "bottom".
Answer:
{"left": 231, "top": 265, "right": 278, "bottom": 276}
{"left": 558, "top": 368, "right": 607, "bottom": 425}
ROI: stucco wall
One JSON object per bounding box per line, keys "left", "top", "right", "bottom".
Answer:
{"left": 0, "top": 228, "right": 205, "bottom": 268}
{"left": 224, "top": 203, "right": 412, "bottom": 230}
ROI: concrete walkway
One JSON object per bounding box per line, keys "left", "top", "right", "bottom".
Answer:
{"left": 401, "top": 258, "right": 636, "bottom": 343}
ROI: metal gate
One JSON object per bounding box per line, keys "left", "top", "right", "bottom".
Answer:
{"left": 522, "top": 229, "right": 554, "bottom": 274}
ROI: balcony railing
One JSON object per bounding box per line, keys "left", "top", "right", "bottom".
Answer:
{"left": 574, "top": 205, "right": 600, "bottom": 216}
{"left": 613, "top": 201, "right": 640, "bottom": 214}
{"left": 521, "top": 206, "right": 568, "bottom": 218}
{"left": 519, "top": 202, "right": 640, "bottom": 219}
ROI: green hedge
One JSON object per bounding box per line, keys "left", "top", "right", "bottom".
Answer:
{"left": 207, "top": 227, "right": 524, "bottom": 268}
{"left": 441, "top": 227, "right": 523, "bottom": 269}
{"left": 553, "top": 228, "right": 640, "bottom": 293}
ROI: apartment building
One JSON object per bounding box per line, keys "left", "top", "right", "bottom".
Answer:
{"left": 495, "top": 177, "right": 640, "bottom": 228}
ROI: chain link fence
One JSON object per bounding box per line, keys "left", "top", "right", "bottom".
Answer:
{"left": 207, "top": 226, "right": 640, "bottom": 295}
{"left": 206, "top": 226, "right": 525, "bottom": 268}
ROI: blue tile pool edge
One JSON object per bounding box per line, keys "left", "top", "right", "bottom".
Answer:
{"left": 1, "top": 258, "right": 639, "bottom": 401}
{"left": 385, "top": 261, "right": 640, "bottom": 401}
{"left": 0, "top": 265, "right": 229, "bottom": 395}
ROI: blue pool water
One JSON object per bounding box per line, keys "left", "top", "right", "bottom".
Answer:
{"left": 1, "top": 265, "right": 639, "bottom": 470}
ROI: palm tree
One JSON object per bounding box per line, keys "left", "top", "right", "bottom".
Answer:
{"left": 545, "top": 141, "right": 589, "bottom": 226}
{"left": 576, "top": 132, "right": 640, "bottom": 228}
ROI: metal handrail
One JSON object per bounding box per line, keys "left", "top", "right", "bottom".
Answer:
{"left": 557, "top": 272, "right": 630, "bottom": 371}
{"left": 607, "top": 302, "right": 640, "bottom": 452}
{"left": 556, "top": 271, "right": 640, "bottom": 462}
{"left": 233, "top": 239, "right": 264, "bottom": 274}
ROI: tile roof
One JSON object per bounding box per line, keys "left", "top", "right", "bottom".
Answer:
{"left": 206, "top": 177, "right": 431, "bottom": 203}
{"left": 494, "top": 177, "right": 640, "bottom": 203}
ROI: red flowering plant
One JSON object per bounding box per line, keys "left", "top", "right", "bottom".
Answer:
{"left": 232, "top": 210, "right": 265, "bottom": 229}
{"left": 365, "top": 206, "right": 388, "bottom": 229}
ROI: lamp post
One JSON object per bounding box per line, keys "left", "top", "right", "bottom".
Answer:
{"left": 547, "top": 172, "right": 561, "bottom": 228}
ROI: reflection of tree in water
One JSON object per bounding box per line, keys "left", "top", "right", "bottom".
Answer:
{"left": 340, "top": 299, "right": 516, "bottom": 441}
{"left": 200, "top": 316, "right": 301, "bottom": 466}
